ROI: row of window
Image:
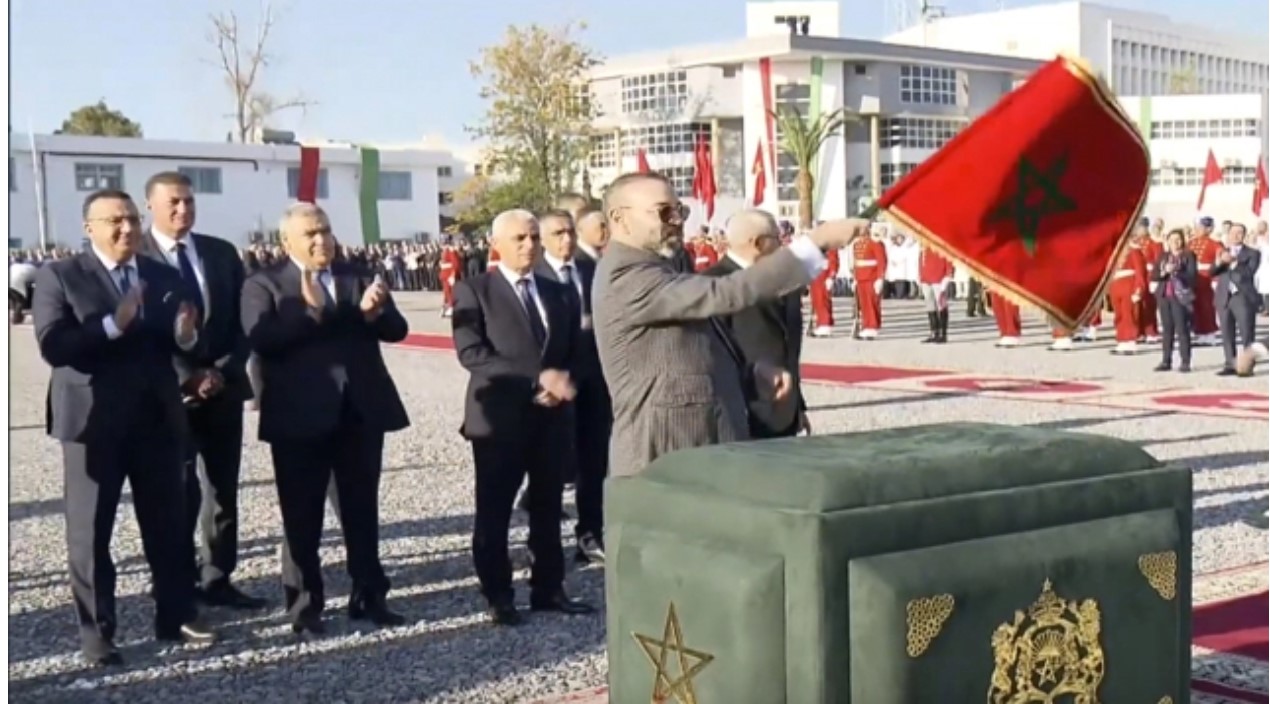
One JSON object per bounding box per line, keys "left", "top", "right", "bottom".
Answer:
{"left": 899, "top": 64, "right": 958, "bottom": 106}
{"left": 879, "top": 117, "right": 968, "bottom": 149}
{"left": 1111, "top": 39, "right": 1266, "bottom": 83}
{"left": 1150, "top": 165, "right": 1260, "bottom": 186}
{"left": 1149, "top": 118, "right": 1260, "bottom": 140}
{"left": 621, "top": 70, "right": 690, "bottom": 115}
{"left": 588, "top": 123, "right": 713, "bottom": 167}
{"left": 68, "top": 163, "right": 417, "bottom": 200}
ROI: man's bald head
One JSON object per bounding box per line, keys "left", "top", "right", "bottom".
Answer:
{"left": 603, "top": 172, "right": 683, "bottom": 253}
{"left": 725, "top": 208, "right": 781, "bottom": 262}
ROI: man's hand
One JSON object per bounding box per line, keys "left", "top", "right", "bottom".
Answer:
{"left": 175, "top": 301, "right": 198, "bottom": 346}
{"left": 114, "top": 281, "right": 145, "bottom": 330}
{"left": 753, "top": 360, "right": 793, "bottom": 403}
{"left": 300, "top": 269, "right": 326, "bottom": 311}
{"left": 873, "top": 279, "right": 883, "bottom": 295}
{"left": 537, "top": 369, "right": 576, "bottom": 403}
{"left": 182, "top": 369, "right": 225, "bottom": 401}
{"left": 360, "top": 275, "right": 389, "bottom": 320}
{"left": 807, "top": 218, "right": 872, "bottom": 251}
{"left": 1219, "top": 250, "right": 1234, "bottom": 265}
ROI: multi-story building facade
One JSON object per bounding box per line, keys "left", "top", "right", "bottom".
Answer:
{"left": 8, "top": 133, "right": 450, "bottom": 249}
{"left": 883, "top": 0, "right": 1269, "bottom": 97}
{"left": 584, "top": 1, "right": 1039, "bottom": 229}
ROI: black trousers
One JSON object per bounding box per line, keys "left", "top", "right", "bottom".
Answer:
{"left": 270, "top": 417, "right": 389, "bottom": 621}
{"left": 470, "top": 408, "right": 570, "bottom": 603}
{"left": 572, "top": 375, "right": 612, "bottom": 540}
{"left": 1220, "top": 298, "right": 1258, "bottom": 368}
{"left": 1159, "top": 297, "right": 1193, "bottom": 366}
{"left": 62, "top": 419, "right": 194, "bottom": 654}
{"left": 966, "top": 279, "right": 987, "bottom": 316}
{"left": 182, "top": 393, "right": 246, "bottom": 590}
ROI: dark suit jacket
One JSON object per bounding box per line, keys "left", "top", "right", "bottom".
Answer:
{"left": 703, "top": 255, "right": 806, "bottom": 437}
{"left": 451, "top": 269, "right": 580, "bottom": 441}
{"left": 139, "top": 231, "right": 252, "bottom": 401}
{"left": 33, "top": 253, "right": 196, "bottom": 443}
{"left": 1153, "top": 249, "right": 1198, "bottom": 306}
{"left": 1212, "top": 245, "right": 1262, "bottom": 310}
{"left": 534, "top": 256, "right": 603, "bottom": 381}
{"left": 240, "top": 260, "right": 410, "bottom": 443}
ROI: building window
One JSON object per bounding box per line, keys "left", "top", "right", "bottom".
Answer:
{"left": 880, "top": 117, "right": 968, "bottom": 149}
{"left": 1149, "top": 118, "right": 1260, "bottom": 140}
{"left": 74, "top": 163, "right": 124, "bottom": 192}
{"left": 178, "top": 166, "right": 223, "bottom": 195}
{"left": 589, "top": 133, "right": 617, "bottom": 168}
{"left": 286, "top": 167, "right": 329, "bottom": 199}
{"left": 899, "top": 65, "right": 956, "bottom": 105}
{"left": 659, "top": 166, "right": 695, "bottom": 198}
{"left": 621, "top": 70, "right": 689, "bottom": 115}
{"left": 438, "top": 192, "right": 453, "bottom": 206}
{"left": 437, "top": 166, "right": 452, "bottom": 178}
{"left": 1150, "top": 165, "right": 1257, "bottom": 186}
{"left": 379, "top": 171, "right": 413, "bottom": 200}
{"left": 880, "top": 163, "right": 919, "bottom": 189}
{"left": 620, "top": 122, "right": 711, "bottom": 157}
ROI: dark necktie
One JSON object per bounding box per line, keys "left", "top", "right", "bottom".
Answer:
{"left": 518, "top": 278, "right": 547, "bottom": 347}
{"left": 559, "top": 264, "right": 573, "bottom": 285}
{"left": 117, "top": 265, "right": 132, "bottom": 295}
{"left": 175, "top": 243, "right": 205, "bottom": 314}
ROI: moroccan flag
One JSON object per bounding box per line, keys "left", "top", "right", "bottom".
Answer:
{"left": 297, "top": 146, "right": 320, "bottom": 203}
{"left": 636, "top": 148, "right": 651, "bottom": 174}
{"left": 751, "top": 140, "right": 767, "bottom": 206}
{"left": 359, "top": 147, "right": 381, "bottom": 244}
{"left": 693, "top": 135, "right": 717, "bottom": 220}
{"left": 1197, "top": 148, "right": 1222, "bottom": 210}
{"left": 876, "top": 56, "right": 1149, "bottom": 329}
{"left": 1253, "top": 155, "right": 1268, "bottom": 217}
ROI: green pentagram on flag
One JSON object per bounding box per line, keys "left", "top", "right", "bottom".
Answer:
{"left": 990, "top": 155, "right": 1077, "bottom": 256}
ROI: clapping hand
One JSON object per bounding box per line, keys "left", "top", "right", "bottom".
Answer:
{"left": 535, "top": 369, "right": 576, "bottom": 407}
{"left": 360, "top": 275, "right": 389, "bottom": 320}
{"left": 754, "top": 360, "right": 793, "bottom": 403}
{"left": 175, "top": 301, "right": 199, "bottom": 343}
{"left": 114, "top": 281, "right": 145, "bottom": 330}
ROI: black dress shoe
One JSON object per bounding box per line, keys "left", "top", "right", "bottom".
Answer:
{"left": 1153, "top": 363, "right": 1172, "bottom": 372}
{"left": 575, "top": 534, "right": 605, "bottom": 565}
{"left": 530, "top": 590, "right": 596, "bottom": 615}
{"left": 157, "top": 617, "right": 218, "bottom": 645}
{"left": 84, "top": 645, "right": 124, "bottom": 668}
{"left": 1218, "top": 367, "right": 1237, "bottom": 376}
{"left": 200, "top": 583, "right": 268, "bottom": 610}
{"left": 1178, "top": 363, "right": 1192, "bottom": 373}
{"left": 486, "top": 599, "right": 523, "bottom": 626}
{"left": 291, "top": 612, "right": 327, "bottom": 637}
{"left": 349, "top": 599, "right": 406, "bottom": 627}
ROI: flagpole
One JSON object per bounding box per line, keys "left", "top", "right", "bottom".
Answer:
{"left": 27, "top": 120, "right": 48, "bottom": 251}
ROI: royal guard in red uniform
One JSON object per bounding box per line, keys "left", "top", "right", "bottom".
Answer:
{"left": 917, "top": 246, "right": 954, "bottom": 343}
{"left": 693, "top": 235, "right": 718, "bottom": 272}
{"left": 486, "top": 245, "right": 501, "bottom": 271}
{"left": 440, "top": 239, "right": 462, "bottom": 317}
{"left": 1109, "top": 238, "right": 1148, "bottom": 354}
{"left": 1189, "top": 215, "right": 1222, "bottom": 345}
{"left": 1049, "top": 322, "right": 1076, "bottom": 351}
{"left": 990, "top": 288, "right": 1022, "bottom": 347}
{"left": 809, "top": 247, "right": 839, "bottom": 337}
{"left": 1139, "top": 226, "right": 1164, "bottom": 342}
{"left": 852, "top": 233, "right": 887, "bottom": 339}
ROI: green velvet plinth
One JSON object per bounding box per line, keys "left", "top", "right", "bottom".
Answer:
{"left": 605, "top": 422, "right": 1192, "bottom": 704}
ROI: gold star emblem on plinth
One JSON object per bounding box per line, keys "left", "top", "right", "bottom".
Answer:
{"left": 632, "top": 602, "right": 714, "bottom": 704}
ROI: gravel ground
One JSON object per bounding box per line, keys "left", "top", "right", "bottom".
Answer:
{"left": 8, "top": 292, "right": 1268, "bottom": 703}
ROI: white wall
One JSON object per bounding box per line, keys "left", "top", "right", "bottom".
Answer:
{"left": 8, "top": 134, "right": 447, "bottom": 249}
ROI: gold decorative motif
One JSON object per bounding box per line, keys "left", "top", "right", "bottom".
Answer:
{"left": 1137, "top": 551, "right": 1178, "bottom": 600}
{"left": 1157, "top": 697, "right": 1173, "bottom": 704}
{"left": 906, "top": 594, "right": 955, "bottom": 657}
{"left": 987, "top": 579, "right": 1105, "bottom": 704}
{"left": 632, "top": 602, "right": 714, "bottom": 704}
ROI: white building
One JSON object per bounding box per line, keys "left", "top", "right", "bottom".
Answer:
{"left": 8, "top": 134, "right": 451, "bottom": 250}
{"left": 585, "top": 1, "right": 1040, "bottom": 229}
{"left": 1121, "top": 93, "right": 1268, "bottom": 225}
{"left": 883, "top": 0, "right": 1269, "bottom": 97}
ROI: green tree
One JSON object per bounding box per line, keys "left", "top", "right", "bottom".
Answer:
{"left": 468, "top": 22, "right": 600, "bottom": 199}
{"left": 57, "top": 100, "right": 143, "bottom": 137}
{"left": 451, "top": 174, "right": 552, "bottom": 233}
{"left": 770, "top": 106, "right": 852, "bottom": 230}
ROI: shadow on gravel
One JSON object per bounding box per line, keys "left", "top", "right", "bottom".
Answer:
{"left": 1194, "top": 480, "right": 1270, "bottom": 499}
{"left": 1193, "top": 496, "right": 1269, "bottom": 532}
{"left": 1172, "top": 450, "right": 1270, "bottom": 473}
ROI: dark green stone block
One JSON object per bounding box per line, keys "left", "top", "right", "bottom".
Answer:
{"left": 605, "top": 422, "right": 1192, "bottom": 704}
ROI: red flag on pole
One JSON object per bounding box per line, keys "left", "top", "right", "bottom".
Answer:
{"left": 297, "top": 146, "right": 321, "bottom": 203}
{"left": 636, "top": 148, "right": 651, "bottom": 174}
{"left": 1197, "top": 148, "right": 1222, "bottom": 210}
{"left": 693, "top": 135, "right": 717, "bottom": 220}
{"left": 876, "top": 56, "right": 1149, "bottom": 329}
{"left": 1253, "top": 155, "right": 1268, "bottom": 217}
{"left": 751, "top": 140, "right": 768, "bottom": 207}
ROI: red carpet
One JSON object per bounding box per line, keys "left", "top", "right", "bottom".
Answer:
{"left": 1192, "top": 590, "right": 1269, "bottom": 703}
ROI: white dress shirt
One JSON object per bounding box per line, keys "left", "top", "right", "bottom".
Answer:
{"left": 786, "top": 235, "right": 829, "bottom": 278}
{"left": 151, "top": 228, "right": 210, "bottom": 319}
{"left": 93, "top": 247, "right": 197, "bottom": 350}
{"left": 542, "top": 252, "right": 584, "bottom": 300}
{"left": 497, "top": 263, "right": 549, "bottom": 333}
{"left": 725, "top": 251, "right": 753, "bottom": 270}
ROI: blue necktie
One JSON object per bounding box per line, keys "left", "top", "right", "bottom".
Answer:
{"left": 175, "top": 243, "right": 205, "bottom": 315}
{"left": 117, "top": 265, "right": 132, "bottom": 294}
{"left": 518, "top": 279, "right": 547, "bottom": 347}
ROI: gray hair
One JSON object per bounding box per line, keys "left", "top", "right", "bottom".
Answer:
{"left": 279, "top": 202, "right": 328, "bottom": 235}
{"left": 491, "top": 209, "right": 537, "bottom": 240}
{"left": 725, "top": 208, "right": 778, "bottom": 247}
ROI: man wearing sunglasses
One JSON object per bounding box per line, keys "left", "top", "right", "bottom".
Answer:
{"left": 592, "top": 172, "right": 868, "bottom": 479}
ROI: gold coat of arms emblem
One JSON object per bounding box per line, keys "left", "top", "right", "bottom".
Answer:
{"left": 987, "top": 579, "right": 1105, "bottom": 704}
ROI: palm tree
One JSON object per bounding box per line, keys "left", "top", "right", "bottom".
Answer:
{"left": 769, "top": 106, "right": 853, "bottom": 230}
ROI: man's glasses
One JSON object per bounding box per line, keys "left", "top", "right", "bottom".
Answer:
{"left": 626, "top": 203, "right": 689, "bottom": 223}
{"left": 88, "top": 216, "right": 141, "bottom": 228}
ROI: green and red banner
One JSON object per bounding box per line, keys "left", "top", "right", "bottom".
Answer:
{"left": 359, "top": 147, "right": 382, "bottom": 244}
{"left": 297, "top": 146, "right": 320, "bottom": 203}
{"left": 877, "top": 56, "right": 1149, "bottom": 329}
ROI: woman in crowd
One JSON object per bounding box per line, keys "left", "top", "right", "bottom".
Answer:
{"left": 1153, "top": 228, "right": 1198, "bottom": 373}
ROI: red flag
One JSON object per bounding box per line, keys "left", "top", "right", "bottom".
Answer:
{"left": 759, "top": 58, "right": 776, "bottom": 175}
{"left": 1197, "top": 148, "right": 1222, "bottom": 210}
{"left": 636, "top": 148, "right": 651, "bottom": 174}
{"left": 1254, "top": 155, "right": 1268, "bottom": 217}
{"left": 751, "top": 140, "right": 767, "bottom": 207}
{"left": 876, "top": 56, "right": 1149, "bottom": 329}
{"left": 297, "top": 146, "right": 321, "bottom": 203}
{"left": 693, "top": 135, "right": 717, "bottom": 220}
